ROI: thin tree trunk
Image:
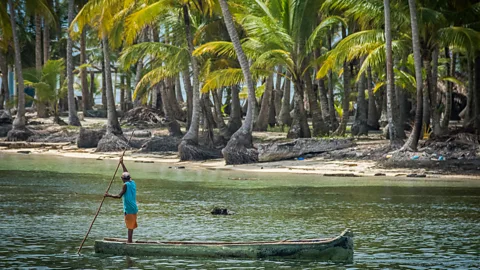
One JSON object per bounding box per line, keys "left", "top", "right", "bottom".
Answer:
{"left": 125, "top": 73, "right": 132, "bottom": 111}
{"left": 464, "top": 59, "right": 474, "bottom": 127}
{"left": 352, "top": 64, "right": 368, "bottom": 136}
{"left": 7, "top": 0, "right": 33, "bottom": 140}
{"left": 90, "top": 70, "right": 96, "bottom": 109}
{"left": 102, "top": 35, "right": 122, "bottom": 135}
{"left": 318, "top": 78, "right": 330, "bottom": 127}
{"left": 165, "top": 77, "right": 185, "bottom": 121}
{"left": 274, "top": 66, "right": 283, "bottom": 118}
{"left": 402, "top": 0, "right": 424, "bottom": 151}
{"left": 441, "top": 51, "right": 455, "bottom": 130}
{"left": 384, "top": 0, "right": 400, "bottom": 144}
{"left": 80, "top": 28, "right": 90, "bottom": 114}
{"left": 423, "top": 57, "right": 432, "bottom": 132}
{"left": 43, "top": 19, "right": 50, "bottom": 63}
{"left": 278, "top": 72, "right": 292, "bottom": 127}
{"left": 431, "top": 47, "right": 441, "bottom": 136}
{"left": 327, "top": 31, "right": 338, "bottom": 131}
{"left": 101, "top": 55, "right": 107, "bottom": 109}
{"left": 0, "top": 50, "right": 8, "bottom": 109}
{"left": 66, "top": 0, "right": 81, "bottom": 126}
{"left": 367, "top": 66, "right": 379, "bottom": 129}
{"left": 333, "top": 28, "right": 351, "bottom": 138}
{"left": 219, "top": 0, "right": 258, "bottom": 164}
{"left": 35, "top": 14, "right": 48, "bottom": 118}
{"left": 182, "top": 70, "right": 193, "bottom": 129}
{"left": 120, "top": 75, "right": 125, "bottom": 111}
{"left": 254, "top": 73, "right": 273, "bottom": 131}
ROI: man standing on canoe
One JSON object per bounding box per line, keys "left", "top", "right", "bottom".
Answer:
{"left": 104, "top": 157, "right": 138, "bottom": 243}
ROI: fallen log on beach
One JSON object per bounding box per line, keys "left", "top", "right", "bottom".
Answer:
{"left": 257, "top": 138, "right": 355, "bottom": 162}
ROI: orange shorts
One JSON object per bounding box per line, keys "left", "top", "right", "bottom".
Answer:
{"left": 124, "top": 214, "right": 138, "bottom": 229}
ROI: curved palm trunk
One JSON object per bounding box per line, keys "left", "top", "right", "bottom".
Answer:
{"left": 7, "top": 0, "right": 32, "bottom": 141}
{"left": 402, "top": 0, "right": 423, "bottom": 151}
{"left": 102, "top": 35, "right": 122, "bottom": 135}
{"left": 178, "top": 5, "right": 205, "bottom": 161}
{"left": 254, "top": 73, "right": 273, "bottom": 131}
{"left": 219, "top": 0, "right": 258, "bottom": 164}
{"left": 67, "top": 0, "right": 81, "bottom": 126}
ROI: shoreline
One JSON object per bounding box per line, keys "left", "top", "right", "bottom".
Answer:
{"left": 1, "top": 144, "right": 479, "bottom": 180}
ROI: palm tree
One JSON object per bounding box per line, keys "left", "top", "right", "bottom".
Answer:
{"left": 219, "top": 0, "right": 258, "bottom": 164}
{"left": 6, "top": 0, "right": 32, "bottom": 141}
{"left": 66, "top": 0, "right": 81, "bottom": 126}
{"left": 401, "top": 0, "right": 423, "bottom": 151}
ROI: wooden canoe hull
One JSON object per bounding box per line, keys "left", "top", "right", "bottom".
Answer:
{"left": 94, "top": 229, "right": 353, "bottom": 262}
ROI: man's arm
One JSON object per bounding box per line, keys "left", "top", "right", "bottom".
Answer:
{"left": 105, "top": 184, "right": 127, "bottom": 199}
{"left": 120, "top": 157, "right": 128, "bottom": 172}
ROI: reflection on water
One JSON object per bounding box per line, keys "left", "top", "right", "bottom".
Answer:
{"left": 1, "top": 153, "right": 479, "bottom": 269}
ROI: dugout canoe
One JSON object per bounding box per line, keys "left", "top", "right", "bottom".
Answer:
{"left": 94, "top": 229, "right": 353, "bottom": 262}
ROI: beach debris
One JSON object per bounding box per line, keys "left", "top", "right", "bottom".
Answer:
{"left": 406, "top": 173, "right": 427, "bottom": 178}
{"left": 374, "top": 173, "right": 386, "bottom": 176}
{"left": 17, "top": 150, "right": 31, "bottom": 154}
{"left": 210, "top": 207, "right": 233, "bottom": 215}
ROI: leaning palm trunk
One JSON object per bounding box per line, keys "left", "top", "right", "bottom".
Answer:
{"left": 7, "top": 0, "right": 32, "bottom": 141}
{"left": 66, "top": 0, "right": 81, "bottom": 126}
{"left": 219, "top": 0, "right": 258, "bottom": 164}
{"left": 401, "top": 0, "right": 424, "bottom": 151}
{"left": 178, "top": 5, "right": 206, "bottom": 161}
{"left": 254, "top": 73, "right": 274, "bottom": 131}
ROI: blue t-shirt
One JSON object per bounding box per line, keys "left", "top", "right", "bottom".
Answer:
{"left": 122, "top": 180, "right": 138, "bottom": 214}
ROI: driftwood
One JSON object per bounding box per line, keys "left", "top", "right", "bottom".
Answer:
{"left": 257, "top": 138, "right": 355, "bottom": 162}
{"left": 0, "top": 141, "right": 69, "bottom": 149}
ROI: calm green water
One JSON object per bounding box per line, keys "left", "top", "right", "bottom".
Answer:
{"left": 1, "top": 152, "right": 479, "bottom": 269}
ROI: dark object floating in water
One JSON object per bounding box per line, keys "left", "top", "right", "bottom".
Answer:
{"left": 210, "top": 207, "right": 231, "bottom": 215}
{"left": 168, "top": 166, "right": 185, "bottom": 169}
{"left": 94, "top": 229, "right": 353, "bottom": 262}
{"left": 323, "top": 173, "right": 359, "bottom": 177}
{"left": 17, "top": 150, "right": 31, "bottom": 154}
{"left": 406, "top": 173, "right": 427, "bottom": 178}
{"left": 374, "top": 173, "right": 386, "bottom": 176}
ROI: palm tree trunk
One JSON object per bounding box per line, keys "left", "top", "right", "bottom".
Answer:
{"left": 182, "top": 70, "right": 193, "bottom": 129}
{"left": 0, "top": 50, "right": 8, "bottom": 109}
{"left": 367, "top": 66, "right": 379, "bottom": 129}
{"left": 178, "top": 4, "right": 205, "bottom": 161}
{"left": 219, "top": 0, "right": 258, "bottom": 164}
{"left": 274, "top": 67, "right": 283, "bottom": 118}
{"left": 35, "top": 14, "right": 48, "bottom": 118}
{"left": 278, "top": 72, "right": 292, "bottom": 127}
{"left": 423, "top": 57, "right": 432, "bottom": 132}
{"left": 441, "top": 51, "right": 455, "bottom": 130}
{"left": 43, "top": 17, "right": 50, "bottom": 63}
{"left": 287, "top": 80, "right": 311, "bottom": 138}
{"left": 159, "top": 82, "right": 182, "bottom": 137}
{"left": 90, "top": 70, "right": 96, "bottom": 109}
{"left": 7, "top": 0, "right": 32, "bottom": 141}
{"left": 102, "top": 35, "right": 122, "bottom": 135}
{"left": 80, "top": 28, "right": 90, "bottom": 114}
{"left": 402, "top": 0, "right": 424, "bottom": 151}
{"left": 474, "top": 56, "right": 480, "bottom": 133}
{"left": 66, "top": 0, "right": 81, "bottom": 126}
{"left": 327, "top": 31, "right": 338, "bottom": 131}
{"left": 101, "top": 53, "right": 107, "bottom": 109}
{"left": 254, "top": 73, "right": 273, "bottom": 131}
{"left": 464, "top": 59, "right": 474, "bottom": 127}
{"left": 305, "top": 69, "right": 328, "bottom": 136}
{"left": 352, "top": 65, "right": 368, "bottom": 136}
{"left": 431, "top": 47, "right": 441, "bottom": 136}
{"left": 333, "top": 58, "right": 350, "bottom": 136}
{"left": 175, "top": 75, "right": 184, "bottom": 102}
{"left": 165, "top": 77, "right": 185, "bottom": 121}
{"left": 227, "top": 85, "right": 242, "bottom": 134}
{"left": 384, "top": 0, "right": 400, "bottom": 144}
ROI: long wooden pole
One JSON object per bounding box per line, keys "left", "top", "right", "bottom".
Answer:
{"left": 77, "top": 130, "right": 135, "bottom": 255}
